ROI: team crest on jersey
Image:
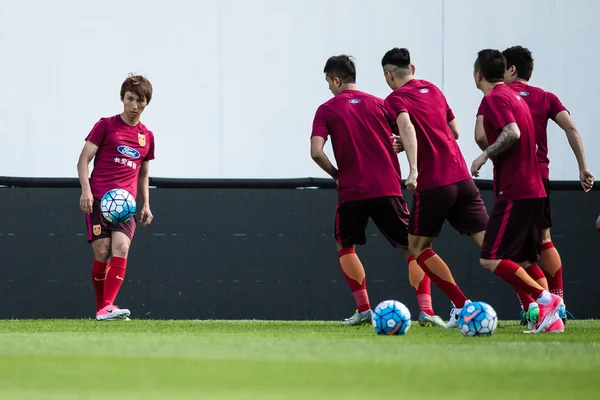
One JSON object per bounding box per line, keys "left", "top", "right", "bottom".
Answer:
{"left": 93, "top": 224, "right": 101, "bottom": 236}
{"left": 138, "top": 133, "right": 146, "bottom": 147}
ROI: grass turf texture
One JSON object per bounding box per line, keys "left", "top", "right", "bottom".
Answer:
{"left": 0, "top": 320, "right": 599, "bottom": 399}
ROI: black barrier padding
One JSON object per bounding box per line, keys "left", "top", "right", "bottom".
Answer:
{"left": 0, "top": 187, "right": 598, "bottom": 320}
{"left": 0, "top": 175, "right": 598, "bottom": 191}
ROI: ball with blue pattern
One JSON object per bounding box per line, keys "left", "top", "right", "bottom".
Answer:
{"left": 100, "top": 188, "right": 136, "bottom": 224}
{"left": 458, "top": 301, "right": 498, "bottom": 337}
{"left": 372, "top": 300, "right": 411, "bottom": 335}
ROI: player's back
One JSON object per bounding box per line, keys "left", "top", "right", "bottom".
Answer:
{"left": 384, "top": 79, "right": 471, "bottom": 192}
{"left": 316, "top": 90, "right": 402, "bottom": 203}
{"left": 480, "top": 85, "right": 545, "bottom": 200}
{"left": 506, "top": 81, "right": 566, "bottom": 179}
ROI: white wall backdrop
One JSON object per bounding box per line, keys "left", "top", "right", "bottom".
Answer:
{"left": 0, "top": 0, "right": 597, "bottom": 180}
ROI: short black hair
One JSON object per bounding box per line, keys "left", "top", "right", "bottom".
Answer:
{"left": 502, "top": 46, "right": 534, "bottom": 81}
{"left": 381, "top": 47, "right": 411, "bottom": 69}
{"left": 323, "top": 55, "right": 356, "bottom": 84}
{"left": 475, "top": 49, "right": 506, "bottom": 83}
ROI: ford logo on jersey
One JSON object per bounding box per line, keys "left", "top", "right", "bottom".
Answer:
{"left": 117, "top": 145, "right": 141, "bottom": 159}
{"left": 349, "top": 99, "right": 361, "bottom": 104}
{"left": 518, "top": 91, "right": 529, "bottom": 96}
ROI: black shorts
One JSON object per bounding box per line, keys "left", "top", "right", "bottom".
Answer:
{"left": 480, "top": 198, "right": 544, "bottom": 263}
{"left": 86, "top": 197, "right": 136, "bottom": 243}
{"left": 410, "top": 179, "right": 489, "bottom": 238}
{"left": 542, "top": 178, "right": 552, "bottom": 229}
{"left": 335, "top": 196, "right": 409, "bottom": 248}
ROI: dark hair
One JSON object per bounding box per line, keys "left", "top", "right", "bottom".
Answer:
{"left": 502, "top": 46, "right": 534, "bottom": 81}
{"left": 120, "top": 74, "right": 153, "bottom": 104}
{"left": 381, "top": 47, "right": 411, "bottom": 68}
{"left": 475, "top": 49, "right": 506, "bottom": 83}
{"left": 323, "top": 55, "right": 356, "bottom": 84}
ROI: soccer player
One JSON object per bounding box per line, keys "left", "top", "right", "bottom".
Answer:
{"left": 77, "top": 74, "right": 155, "bottom": 321}
{"left": 488, "top": 45, "right": 592, "bottom": 324}
{"left": 381, "top": 47, "right": 489, "bottom": 328}
{"left": 471, "top": 49, "right": 563, "bottom": 333}
{"left": 310, "top": 55, "right": 445, "bottom": 327}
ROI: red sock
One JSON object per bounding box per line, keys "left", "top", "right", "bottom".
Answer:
{"left": 339, "top": 248, "right": 370, "bottom": 313}
{"left": 408, "top": 256, "right": 434, "bottom": 316}
{"left": 493, "top": 260, "right": 543, "bottom": 298}
{"left": 416, "top": 249, "right": 467, "bottom": 308}
{"left": 515, "top": 289, "right": 536, "bottom": 311}
{"left": 525, "top": 263, "right": 548, "bottom": 290}
{"left": 91, "top": 260, "right": 108, "bottom": 312}
{"left": 541, "top": 242, "right": 564, "bottom": 298}
{"left": 103, "top": 257, "right": 127, "bottom": 308}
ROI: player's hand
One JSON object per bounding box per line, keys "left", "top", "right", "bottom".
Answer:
{"left": 596, "top": 215, "right": 600, "bottom": 232}
{"left": 391, "top": 135, "right": 404, "bottom": 153}
{"left": 580, "top": 169, "right": 595, "bottom": 192}
{"left": 470, "top": 153, "right": 489, "bottom": 178}
{"left": 139, "top": 206, "right": 153, "bottom": 227}
{"left": 405, "top": 170, "right": 418, "bottom": 191}
{"left": 79, "top": 191, "right": 94, "bottom": 214}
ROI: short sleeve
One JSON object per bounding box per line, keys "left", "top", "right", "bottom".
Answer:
{"left": 476, "top": 100, "right": 486, "bottom": 117}
{"left": 144, "top": 133, "right": 155, "bottom": 161}
{"left": 311, "top": 105, "right": 329, "bottom": 139}
{"left": 547, "top": 92, "right": 568, "bottom": 121}
{"left": 384, "top": 94, "right": 408, "bottom": 120}
{"left": 445, "top": 100, "right": 456, "bottom": 122}
{"left": 85, "top": 119, "right": 107, "bottom": 146}
{"left": 484, "top": 94, "right": 516, "bottom": 131}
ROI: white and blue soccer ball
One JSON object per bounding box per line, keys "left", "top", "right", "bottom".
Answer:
{"left": 100, "top": 188, "right": 136, "bottom": 224}
{"left": 458, "top": 301, "right": 498, "bottom": 337}
{"left": 372, "top": 300, "right": 411, "bottom": 336}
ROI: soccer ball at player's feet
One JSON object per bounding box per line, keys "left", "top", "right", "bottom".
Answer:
{"left": 101, "top": 188, "right": 136, "bottom": 224}
{"left": 457, "top": 301, "right": 498, "bottom": 337}
{"left": 372, "top": 300, "right": 411, "bottom": 336}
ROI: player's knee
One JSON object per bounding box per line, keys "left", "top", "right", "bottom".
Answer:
{"left": 479, "top": 258, "right": 496, "bottom": 272}
{"left": 111, "top": 241, "right": 130, "bottom": 258}
{"left": 542, "top": 228, "right": 551, "bottom": 243}
{"left": 92, "top": 243, "right": 111, "bottom": 263}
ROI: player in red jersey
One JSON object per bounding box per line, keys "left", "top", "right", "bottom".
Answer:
{"left": 381, "top": 48, "right": 489, "bottom": 328}
{"left": 471, "top": 49, "right": 563, "bottom": 333}
{"left": 502, "top": 46, "right": 593, "bottom": 324}
{"left": 310, "top": 55, "right": 445, "bottom": 327}
{"left": 77, "top": 75, "right": 155, "bottom": 321}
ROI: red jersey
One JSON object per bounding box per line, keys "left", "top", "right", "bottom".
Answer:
{"left": 506, "top": 82, "right": 568, "bottom": 179}
{"left": 384, "top": 79, "right": 471, "bottom": 192}
{"left": 478, "top": 84, "right": 545, "bottom": 200}
{"left": 85, "top": 114, "right": 155, "bottom": 199}
{"left": 311, "top": 90, "right": 403, "bottom": 203}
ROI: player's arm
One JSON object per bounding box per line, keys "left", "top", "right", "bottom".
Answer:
{"left": 395, "top": 112, "right": 418, "bottom": 190}
{"left": 474, "top": 116, "right": 488, "bottom": 150}
{"left": 137, "top": 160, "right": 153, "bottom": 227}
{"left": 555, "top": 110, "right": 595, "bottom": 191}
{"left": 448, "top": 119, "right": 460, "bottom": 140}
{"left": 77, "top": 141, "right": 99, "bottom": 214}
{"left": 471, "top": 123, "right": 520, "bottom": 177}
{"left": 310, "top": 136, "right": 338, "bottom": 181}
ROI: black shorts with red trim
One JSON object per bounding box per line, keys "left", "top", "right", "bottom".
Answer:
{"left": 480, "top": 198, "right": 544, "bottom": 263}
{"left": 335, "top": 196, "right": 409, "bottom": 248}
{"left": 409, "top": 179, "right": 489, "bottom": 238}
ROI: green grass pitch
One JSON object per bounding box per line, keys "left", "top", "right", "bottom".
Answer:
{"left": 0, "top": 319, "right": 599, "bottom": 399}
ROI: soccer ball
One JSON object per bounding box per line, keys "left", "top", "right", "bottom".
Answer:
{"left": 372, "top": 300, "right": 411, "bottom": 335}
{"left": 100, "top": 188, "right": 136, "bottom": 224}
{"left": 458, "top": 301, "right": 498, "bottom": 337}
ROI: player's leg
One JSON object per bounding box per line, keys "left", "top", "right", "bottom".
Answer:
{"left": 408, "top": 186, "right": 470, "bottom": 328}
{"left": 335, "top": 201, "right": 372, "bottom": 326}
{"left": 370, "top": 196, "right": 444, "bottom": 327}
{"left": 97, "top": 218, "right": 136, "bottom": 320}
{"left": 86, "top": 199, "right": 114, "bottom": 318}
{"left": 479, "top": 199, "right": 562, "bottom": 334}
